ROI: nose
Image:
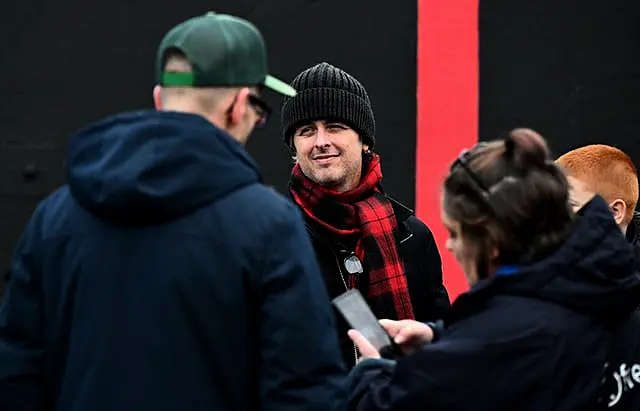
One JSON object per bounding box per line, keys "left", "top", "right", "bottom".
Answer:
{"left": 445, "top": 238, "right": 453, "bottom": 252}
{"left": 313, "top": 126, "right": 331, "bottom": 148}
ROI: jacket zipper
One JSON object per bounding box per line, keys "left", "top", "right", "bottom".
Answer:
{"left": 330, "top": 247, "right": 359, "bottom": 365}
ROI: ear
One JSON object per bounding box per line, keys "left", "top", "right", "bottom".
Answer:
{"left": 490, "top": 246, "right": 500, "bottom": 261}
{"left": 483, "top": 233, "right": 500, "bottom": 268}
{"left": 228, "top": 87, "right": 250, "bottom": 126}
{"left": 153, "top": 85, "right": 163, "bottom": 110}
{"left": 609, "top": 199, "right": 627, "bottom": 226}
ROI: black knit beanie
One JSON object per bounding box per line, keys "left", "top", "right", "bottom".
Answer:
{"left": 281, "top": 62, "right": 376, "bottom": 150}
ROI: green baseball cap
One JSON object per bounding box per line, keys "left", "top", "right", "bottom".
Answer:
{"left": 156, "top": 12, "right": 296, "bottom": 97}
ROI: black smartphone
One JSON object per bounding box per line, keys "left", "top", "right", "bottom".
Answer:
{"left": 332, "top": 289, "right": 403, "bottom": 359}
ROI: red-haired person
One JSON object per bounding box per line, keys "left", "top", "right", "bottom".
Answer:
{"left": 556, "top": 145, "right": 639, "bottom": 248}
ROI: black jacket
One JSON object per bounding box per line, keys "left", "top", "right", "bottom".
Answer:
{"left": 347, "top": 195, "right": 640, "bottom": 411}
{"left": 0, "top": 111, "right": 347, "bottom": 411}
{"left": 626, "top": 211, "right": 640, "bottom": 248}
{"left": 303, "top": 196, "right": 450, "bottom": 366}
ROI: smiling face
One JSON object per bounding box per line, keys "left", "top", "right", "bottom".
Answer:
{"left": 292, "top": 119, "right": 366, "bottom": 192}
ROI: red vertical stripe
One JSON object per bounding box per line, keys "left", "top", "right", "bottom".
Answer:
{"left": 416, "top": 0, "right": 479, "bottom": 301}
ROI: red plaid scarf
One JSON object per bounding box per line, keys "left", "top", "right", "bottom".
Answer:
{"left": 289, "top": 154, "right": 414, "bottom": 320}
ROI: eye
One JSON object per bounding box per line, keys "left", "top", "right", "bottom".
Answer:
{"left": 296, "top": 126, "right": 315, "bottom": 137}
{"left": 326, "top": 123, "right": 347, "bottom": 132}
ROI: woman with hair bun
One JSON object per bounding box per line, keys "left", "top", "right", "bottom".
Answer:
{"left": 346, "top": 129, "right": 640, "bottom": 410}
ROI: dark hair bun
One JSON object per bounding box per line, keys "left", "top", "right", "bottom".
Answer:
{"left": 504, "top": 128, "right": 550, "bottom": 171}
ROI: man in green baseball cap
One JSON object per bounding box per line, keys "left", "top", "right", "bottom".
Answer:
{"left": 153, "top": 11, "right": 296, "bottom": 145}
{"left": 0, "top": 11, "right": 347, "bottom": 411}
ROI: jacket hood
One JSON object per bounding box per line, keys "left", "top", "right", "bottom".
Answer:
{"left": 464, "top": 196, "right": 640, "bottom": 321}
{"left": 67, "top": 110, "right": 261, "bottom": 225}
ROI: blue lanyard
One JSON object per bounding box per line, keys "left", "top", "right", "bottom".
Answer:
{"left": 495, "top": 265, "right": 520, "bottom": 276}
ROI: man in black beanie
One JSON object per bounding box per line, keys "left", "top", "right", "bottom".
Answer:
{"left": 281, "top": 62, "right": 450, "bottom": 366}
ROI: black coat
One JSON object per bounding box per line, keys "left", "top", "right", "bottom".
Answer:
{"left": 303, "top": 196, "right": 450, "bottom": 366}
{"left": 626, "top": 211, "right": 640, "bottom": 248}
{"left": 0, "top": 111, "right": 347, "bottom": 411}
{"left": 347, "top": 196, "right": 640, "bottom": 411}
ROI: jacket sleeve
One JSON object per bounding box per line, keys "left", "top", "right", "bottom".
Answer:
{"left": 256, "top": 204, "right": 347, "bottom": 411}
{"left": 0, "top": 215, "right": 44, "bottom": 411}
{"left": 347, "top": 327, "right": 555, "bottom": 411}
{"left": 413, "top": 222, "right": 450, "bottom": 321}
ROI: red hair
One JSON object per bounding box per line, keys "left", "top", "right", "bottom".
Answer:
{"left": 556, "top": 145, "right": 638, "bottom": 224}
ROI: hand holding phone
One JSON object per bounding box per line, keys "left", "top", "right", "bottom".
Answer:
{"left": 332, "top": 289, "right": 403, "bottom": 359}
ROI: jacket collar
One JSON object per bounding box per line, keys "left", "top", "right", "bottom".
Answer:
{"left": 388, "top": 196, "right": 415, "bottom": 243}
{"left": 388, "top": 196, "right": 415, "bottom": 223}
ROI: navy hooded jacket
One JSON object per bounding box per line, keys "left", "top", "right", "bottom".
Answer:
{"left": 0, "top": 110, "right": 347, "bottom": 411}
{"left": 348, "top": 196, "right": 640, "bottom": 411}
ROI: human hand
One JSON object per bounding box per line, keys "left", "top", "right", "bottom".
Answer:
{"left": 379, "top": 319, "right": 434, "bottom": 355}
{"left": 348, "top": 329, "right": 381, "bottom": 360}
{"left": 348, "top": 319, "right": 435, "bottom": 360}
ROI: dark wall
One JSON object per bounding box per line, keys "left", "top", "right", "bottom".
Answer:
{"left": 479, "top": 0, "right": 640, "bottom": 164}
{"left": 0, "top": 1, "right": 418, "bottom": 296}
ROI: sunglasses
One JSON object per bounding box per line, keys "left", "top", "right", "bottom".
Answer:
{"left": 226, "top": 92, "right": 272, "bottom": 129}
{"left": 450, "top": 144, "right": 491, "bottom": 197}
{"left": 247, "top": 94, "right": 272, "bottom": 128}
